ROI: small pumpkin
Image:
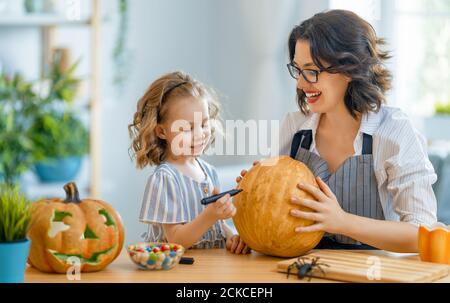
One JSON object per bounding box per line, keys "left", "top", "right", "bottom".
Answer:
{"left": 418, "top": 224, "right": 450, "bottom": 265}
{"left": 28, "top": 183, "right": 125, "bottom": 273}
{"left": 233, "top": 156, "right": 324, "bottom": 257}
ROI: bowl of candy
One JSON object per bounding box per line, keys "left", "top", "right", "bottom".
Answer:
{"left": 127, "top": 242, "right": 185, "bottom": 270}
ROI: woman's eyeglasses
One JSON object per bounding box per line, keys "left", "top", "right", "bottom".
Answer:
{"left": 287, "top": 63, "right": 330, "bottom": 84}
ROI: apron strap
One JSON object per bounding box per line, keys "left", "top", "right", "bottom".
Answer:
{"left": 289, "top": 130, "right": 313, "bottom": 158}
{"left": 362, "top": 133, "right": 373, "bottom": 155}
{"left": 290, "top": 131, "right": 373, "bottom": 157}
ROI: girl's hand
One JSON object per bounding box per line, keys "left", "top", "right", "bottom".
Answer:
{"left": 226, "top": 235, "right": 251, "bottom": 254}
{"left": 290, "top": 177, "right": 349, "bottom": 235}
{"left": 205, "top": 188, "right": 237, "bottom": 220}
{"left": 235, "top": 160, "right": 261, "bottom": 185}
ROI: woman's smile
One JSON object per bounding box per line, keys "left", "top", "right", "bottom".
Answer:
{"left": 304, "top": 90, "right": 322, "bottom": 104}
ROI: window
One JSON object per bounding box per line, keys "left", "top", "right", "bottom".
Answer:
{"left": 394, "top": 0, "right": 450, "bottom": 115}
{"left": 330, "top": 0, "right": 450, "bottom": 116}
{"left": 329, "top": 0, "right": 381, "bottom": 23}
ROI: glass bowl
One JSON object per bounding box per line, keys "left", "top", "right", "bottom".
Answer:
{"left": 127, "top": 242, "right": 185, "bottom": 270}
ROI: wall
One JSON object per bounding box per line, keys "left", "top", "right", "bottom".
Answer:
{"left": 100, "top": 0, "right": 330, "bottom": 243}
{"left": 0, "top": 0, "right": 330, "bottom": 244}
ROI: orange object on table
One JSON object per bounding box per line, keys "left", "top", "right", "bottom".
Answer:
{"left": 418, "top": 223, "right": 450, "bottom": 265}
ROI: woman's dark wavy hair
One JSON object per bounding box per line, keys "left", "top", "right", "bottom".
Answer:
{"left": 288, "top": 9, "right": 392, "bottom": 117}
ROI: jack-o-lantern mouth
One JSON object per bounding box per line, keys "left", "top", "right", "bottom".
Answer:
{"left": 48, "top": 246, "right": 115, "bottom": 265}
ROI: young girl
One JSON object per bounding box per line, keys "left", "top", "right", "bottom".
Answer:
{"left": 238, "top": 10, "right": 437, "bottom": 253}
{"left": 129, "top": 71, "right": 250, "bottom": 254}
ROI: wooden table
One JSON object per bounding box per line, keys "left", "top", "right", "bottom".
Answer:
{"left": 25, "top": 249, "right": 450, "bottom": 283}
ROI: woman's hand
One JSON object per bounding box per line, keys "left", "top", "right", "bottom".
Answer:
{"left": 205, "top": 188, "right": 237, "bottom": 220}
{"left": 290, "top": 177, "right": 349, "bottom": 235}
{"left": 226, "top": 235, "right": 251, "bottom": 254}
{"left": 235, "top": 160, "right": 261, "bottom": 185}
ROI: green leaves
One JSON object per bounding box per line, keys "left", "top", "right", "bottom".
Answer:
{"left": 0, "top": 185, "right": 32, "bottom": 242}
{"left": 435, "top": 102, "right": 450, "bottom": 115}
{"left": 29, "top": 110, "right": 89, "bottom": 160}
{"left": 29, "top": 55, "right": 88, "bottom": 160}
{"left": 45, "top": 57, "right": 81, "bottom": 104}
{"left": 0, "top": 74, "right": 40, "bottom": 186}
{"left": 0, "top": 54, "right": 87, "bottom": 186}
{"left": 113, "top": 0, "right": 131, "bottom": 88}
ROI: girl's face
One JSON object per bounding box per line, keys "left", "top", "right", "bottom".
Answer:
{"left": 293, "top": 40, "right": 351, "bottom": 114}
{"left": 156, "top": 96, "right": 211, "bottom": 158}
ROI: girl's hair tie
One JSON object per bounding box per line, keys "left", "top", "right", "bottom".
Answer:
{"left": 141, "top": 81, "right": 189, "bottom": 121}
{"left": 163, "top": 81, "right": 189, "bottom": 98}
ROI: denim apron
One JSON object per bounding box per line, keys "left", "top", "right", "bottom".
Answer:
{"left": 290, "top": 130, "right": 385, "bottom": 249}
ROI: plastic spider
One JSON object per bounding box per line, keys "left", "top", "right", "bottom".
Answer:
{"left": 286, "top": 256, "right": 329, "bottom": 281}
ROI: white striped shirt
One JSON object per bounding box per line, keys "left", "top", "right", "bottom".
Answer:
{"left": 139, "top": 158, "right": 226, "bottom": 249}
{"left": 279, "top": 105, "right": 438, "bottom": 226}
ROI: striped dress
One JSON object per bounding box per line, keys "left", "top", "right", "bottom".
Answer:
{"left": 139, "top": 158, "right": 226, "bottom": 249}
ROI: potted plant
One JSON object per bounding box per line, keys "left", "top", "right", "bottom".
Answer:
{"left": 27, "top": 49, "right": 88, "bottom": 183}
{"left": 0, "top": 184, "right": 32, "bottom": 283}
{"left": 0, "top": 73, "right": 40, "bottom": 186}
{"left": 30, "top": 110, "right": 89, "bottom": 183}
{"left": 0, "top": 49, "right": 84, "bottom": 186}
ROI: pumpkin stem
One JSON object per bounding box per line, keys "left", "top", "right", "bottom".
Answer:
{"left": 64, "top": 182, "right": 81, "bottom": 203}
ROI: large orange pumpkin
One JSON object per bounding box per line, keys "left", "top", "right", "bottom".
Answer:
{"left": 233, "top": 156, "right": 324, "bottom": 257}
{"left": 28, "top": 183, "right": 125, "bottom": 273}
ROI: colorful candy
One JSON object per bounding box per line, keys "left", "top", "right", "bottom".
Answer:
{"left": 161, "top": 244, "right": 171, "bottom": 251}
{"left": 127, "top": 242, "right": 185, "bottom": 270}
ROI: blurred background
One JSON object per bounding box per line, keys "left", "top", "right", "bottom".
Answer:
{"left": 1, "top": 0, "right": 449, "bottom": 243}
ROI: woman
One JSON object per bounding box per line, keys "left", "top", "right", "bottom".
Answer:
{"left": 237, "top": 10, "right": 437, "bottom": 253}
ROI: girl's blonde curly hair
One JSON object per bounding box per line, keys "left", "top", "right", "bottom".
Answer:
{"left": 128, "top": 71, "right": 222, "bottom": 168}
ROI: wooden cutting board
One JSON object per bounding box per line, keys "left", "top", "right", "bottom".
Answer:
{"left": 277, "top": 250, "right": 449, "bottom": 283}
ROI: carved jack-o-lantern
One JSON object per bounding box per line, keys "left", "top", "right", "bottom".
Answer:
{"left": 27, "top": 183, "right": 125, "bottom": 273}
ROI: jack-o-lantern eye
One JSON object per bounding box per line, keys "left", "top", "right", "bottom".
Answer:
{"left": 81, "top": 209, "right": 116, "bottom": 239}
{"left": 54, "top": 211, "right": 71, "bottom": 222}
{"left": 49, "top": 209, "right": 116, "bottom": 239}
{"left": 99, "top": 209, "right": 115, "bottom": 227}
{"left": 48, "top": 210, "right": 72, "bottom": 238}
